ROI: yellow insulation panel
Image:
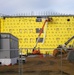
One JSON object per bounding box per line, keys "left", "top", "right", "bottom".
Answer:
{"left": 0, "top": 16, "right": 74, "bottom": 54}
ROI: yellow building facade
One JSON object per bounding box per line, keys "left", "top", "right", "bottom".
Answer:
{"left": 0, "top": 16, "right": 74, "bottom": 54}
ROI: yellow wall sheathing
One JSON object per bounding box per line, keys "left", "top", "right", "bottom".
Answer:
{"left": 0, "top": 16, "right": 74, "bottom": 54}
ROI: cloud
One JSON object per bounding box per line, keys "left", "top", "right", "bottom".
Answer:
{"left": 48, "top": 0, "right": 74, "bottom": 14}
{"left": 0, "top": 0, "right": 74, "bottom": 15}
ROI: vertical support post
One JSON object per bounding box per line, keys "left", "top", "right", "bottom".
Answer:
{"left": 61, "top": 48, "right": 62, "bottom": 75}
{"left": 19, "top": 48, "right": 23, "bottom": 75}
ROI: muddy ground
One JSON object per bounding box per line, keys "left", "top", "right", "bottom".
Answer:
{"left": 0, "top": 55, "right": 74, "bottom": 75}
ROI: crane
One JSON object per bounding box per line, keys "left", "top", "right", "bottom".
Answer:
{"left": 32, "top": 17, "right": 52, "bottom": 54}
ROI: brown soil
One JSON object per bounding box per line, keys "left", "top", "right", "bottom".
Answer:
{"left": 0, "top": 55, "right": 74, "bottom": 75}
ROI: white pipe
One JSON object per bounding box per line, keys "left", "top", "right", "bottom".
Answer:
{"left": 42, "top": 22, "right": 48, "bottom": 44}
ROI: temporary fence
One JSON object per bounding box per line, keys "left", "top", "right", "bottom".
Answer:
{"left": 0, "top": 48, "right": 74, "bottom": 75}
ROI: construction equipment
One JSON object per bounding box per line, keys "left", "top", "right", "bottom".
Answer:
{"left": 32, "top": 17, "right": 52, "bottom": 54}
{"left": 53, "top": 36, "right": 74, "bottom": 57}
{"left": 32, "top": 47, "right": 41, "bottom": 55}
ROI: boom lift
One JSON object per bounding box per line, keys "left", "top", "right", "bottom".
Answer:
{"left": 53, "top": 36, "right": 74, "bottom": 57}
{"left": 32, "top": 17, "right": 52, "bottom": 54}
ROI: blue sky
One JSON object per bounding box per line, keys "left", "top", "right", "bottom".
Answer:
{"left": 0, "top": 0, "right": 74, "bottom": 15}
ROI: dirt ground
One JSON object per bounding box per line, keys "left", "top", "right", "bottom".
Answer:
{"left": 0, "top": 55, "right": 74, "bottom": 75}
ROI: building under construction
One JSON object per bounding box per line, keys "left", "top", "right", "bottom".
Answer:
{"left": 0, "top": 15, "right": 74, "bottom": 55}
